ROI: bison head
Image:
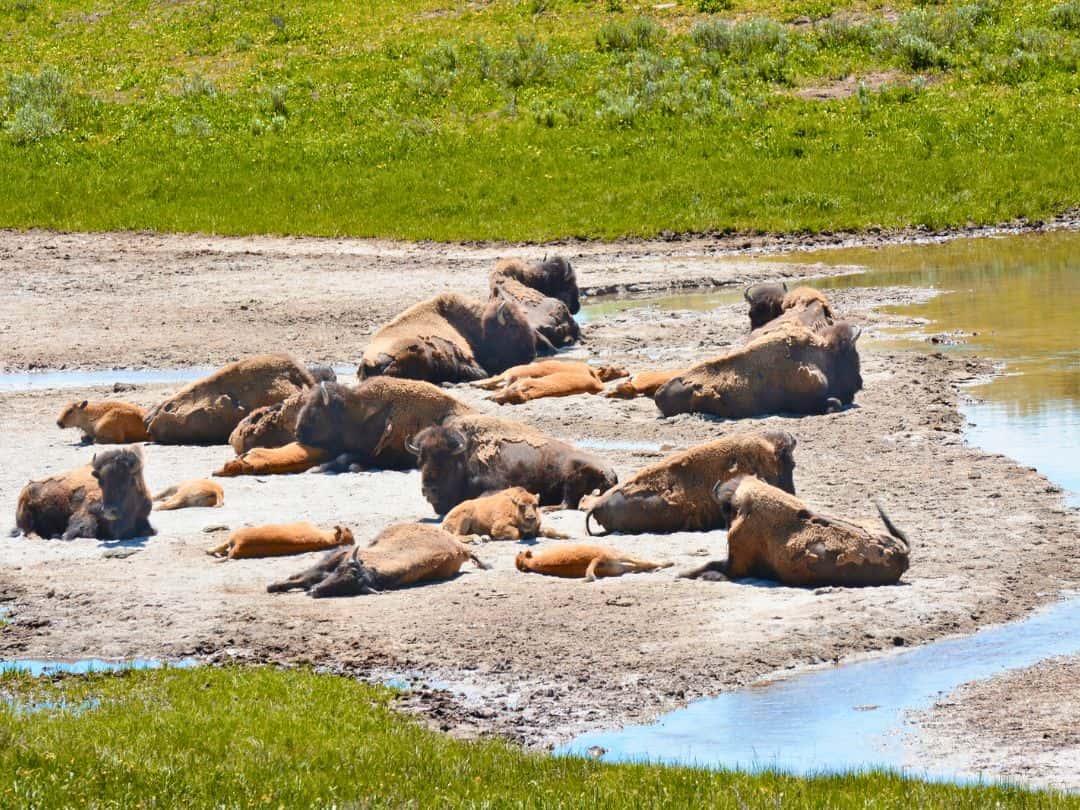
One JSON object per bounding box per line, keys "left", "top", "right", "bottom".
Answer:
{"left": 475, "top": 292, "right": 536, "bottom": 375}
{"left": 309, "top": 553, "right": 382, "bottom": 598}
{"left": 410, "top": 425, "right": 469, "bottom": 515}
{"left": 822, "top": 322, "right": 863, "bottom": 407}
{"left": 745, "top": 282, "right": 787, "bottom": 330}
{"left": 711, "top": 475, "right": 745, "bottom": 529}
{"left": 761, "top": 429, "right": 797, "bottom": 495}
{"left": 296, "top": 381, "right": 392, "bottom": 459}
{"left": 57, "top": 400, "right": 88, "bottom": 428}
{"left": 91, "top": 447, "right": 151, "bottom": 536}
{"left": 539, "top": 256, "right": 580, "bottom": 314}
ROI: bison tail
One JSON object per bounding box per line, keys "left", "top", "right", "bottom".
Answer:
{"left": 584, "top": 509, "right": 607, "bottom": 537}
{"left": 468, "top": 551, "right": 491, "bottom": 570}
{"left": 678, "top": 560, "right": 728, "bottom": 580}
{"left": 874, "top": 500, "right": 910, "bottom": 547}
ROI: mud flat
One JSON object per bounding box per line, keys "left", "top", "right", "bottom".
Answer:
{"left": 1, "top": 230, "right": 1077, "bottom": 787}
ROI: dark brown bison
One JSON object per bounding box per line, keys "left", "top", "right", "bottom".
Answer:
{"left": 410, "top": 414, "right": 617, "bottom": 515}
{"left": 491, "top": 256, "right": 580, "bottom": 314}
{"left": 490, "top": 275, "right": 579, "bottom": 351}
{"left": 359, "top": 291, "right": 536, "bottom": 383}
{"left": 227, "top": 390, "right": 307, "bottom": 455}
{"left": 294, "top": 379, "right": 474, "bottom": 469}
{"left": 144, "top": 355, "right": 314, "bottom": 445}
{"left": 267, "top": 523, "right": 487, "bottom": 598}
{"left": 15, "top": 448, "right": 154, "bottom": 540}
{"left": 744, "top": 282, "right": 789, "bottom": 330}
{"left": 654, "top": 321, "right": 862, "bottom": 419}
{"left": 752, "top": 287, "right": 835, "bottom": 338}
{"left": 682, "top": 475, "right": 911, "bottom": 587}
{"left": 583, "top": 431, "right": 796, "bottom": 535}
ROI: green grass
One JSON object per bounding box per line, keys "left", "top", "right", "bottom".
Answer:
{"left": 0, "top": 0, "right": 1077, "bottom": 239}
{"left": 0, "top": 666, "right": 1075, "bottom": 808}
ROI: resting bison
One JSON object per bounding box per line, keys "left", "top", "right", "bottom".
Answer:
{"left": 227, "top": 390, "right": 307, "bottom": 455}
{"left": 604, "top": 369, "right": 686, "bottom": 400}
{"left": 215, "top": 442, "right": 329, "bottom": 477}
{"left": 744, "top": 282, "right": 789, "bottom": 330}
{"left": 267, "top": 523, "right": 487, "bottom": 598}
{"left": 753, "top": 287, "right": 835, "bottom": 338}
{"left": 210, "top": 522, "right": 354, "bottom": 560}
{"left": 410, "top": 415, "right": 617, "bottom": 515}
{"left": 152, "top": 479, "right": 224, "bottom": 510}
{"left": 584, "top": 430, "right": 796, "bottom": 535}
{"left": 475, "top": 360, "right": 626, "bottom": 390}
{"left": 682, "top": 476, "right": 911, "bottom": 587}
{"left": 57, "top": 400, "right": 150, "bottom": 444}
{"left": 491, "top": 275, "right": 579, "bottom": 351}
{"left": 441, "top": 487, "right": 567, "bottom": 541}
{"left": 295, "top": 379, "right": 474, "bottom": 469}
{"left": 359, "top": 291, "right": 536, "bottom": 383}
{"left": 15, "top": 448, "right": 153, "bottom": 540}
{"left": 654, "top": 321, "right": 862, "bottom": 418}
{"left": 491, "top": 256, "right": 580, "bottom": 314}
{"left": 144, "top": 355, "right": 314, "bottom": 445}
{"left": 515, "top": 544, "right": 671, "bottom": 581}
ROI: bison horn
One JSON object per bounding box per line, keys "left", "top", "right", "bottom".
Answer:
{"left": 743, "top": 285, "right": 754, "bottom": 303}
{"left": 496, "top": 302, "right": 507, "bottom": 326}
{"left": 319, "top": 381, "right": 330, "bottom": 406}
{"left": 711, "top": 479, "right": 725, "bottom": 503}
{"left": 851, "top": 324, "right": 862, "bottom": 342}
{"left": 405, "top": 437, "right": 420, "bottom": 456}
{"left": 782, "top": 281, "right": 788, "bottom": 292}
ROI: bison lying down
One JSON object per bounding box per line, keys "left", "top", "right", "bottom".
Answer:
{"left": 411, "top": 415, "right": 617, "bottom": 514}
{"left": 490, "top": 275, "right": 579, "bottom": 351}
{"left": 515, "top": 544, "right": 672, "bottom": 581}
{"left": 210, "top": 522, "right": 353, "bottom": 560}
{"left": 144, "top": 354, "right": 314, "bottom": 444}
{"left": 603, "top": 369, "right": 686, "bottom": 400}
{"left": 152, "top": 479, "right": 224, "bottom": 510}
{"left": 654, "top": 321, "right": 862, "bottom": 419}
{"left": 268, "top": 523, "right": 487, "bottom": 597}
{"left": 441, "top": 487, "right": 567, "bottom": 541}
{"left": 682, "top": 476, "right": 911, "bottom": 587}
{"left": 16, "top": 448, "right": 154, "bottom": 540}
{"left": 227, "top": 390, "right": 308, "bottom": 454}
{"left": 215, "top": 442, "right": 329, "bottom": 477}
{"left": 491, "top": 256, "right": 580, "bottom": 315}
{"left": 584, "top": 431, "right": 796, "bottom": 535}
{"left": 57, "top": 400, "right": 150, "bottom": 444}
{"left": 488, "top": 362, "right": 626, "bottom": 405}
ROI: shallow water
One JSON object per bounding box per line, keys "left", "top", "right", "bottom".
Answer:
{"left": 0, "top": 366, "right": 354, "bottom": 392}
{"left": 0, "top": 657, "right": 199, "bottom": 677}
{"left": 558, "top": 596, "right": 1080, "bottom": 781}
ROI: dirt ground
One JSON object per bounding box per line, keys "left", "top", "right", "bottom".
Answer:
{"left": 1, "top": 227, "right": 1078, "bottom": 788}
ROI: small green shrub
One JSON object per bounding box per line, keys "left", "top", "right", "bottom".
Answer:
{"left": 897, "top": 33, "right": 949, "bottom": 68}
{"left": 697, "top": 0, "right": 733, "bottom": 13}
{"left": 179, "top": 73, "right": 217, "bottom": 97}
{"left": 815, "top": 18, "right": 881, "bottom": 49}
{"left": 691, "top": 20, "right": 735, "bottom": 52}
{"left": 1050, "top": 0, "right": 1080, "bottom": 29}
{"left": 234, "top": 34, "right": 253, "bottom": 52}
{"left": 3, "top": 66, "right": 73, "bottom": 144}
{"left": 596, "top": 16, "right": 665, "bottom": 52}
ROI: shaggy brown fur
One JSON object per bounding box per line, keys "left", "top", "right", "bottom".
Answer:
{"left": 604, "top": 369, "right": 687, "bottom": 399}
{"left": 515, "top": 544, "right": 672, "bottom": 581}
{"left": 441, "top": 487, "right": 568, "bottom": 541}
{"left": 267, "top": 523, "right": 487, "bottom": 597}
{"left": 682, "top": 476, "right": 911, "bottom": 587}
{"left": 214, "top": 442, "right": 329, "bottom": 477}
{"left": 227, "top": 390, "right": 307, "bottom": 454}
{"left": 15, "top": 448, "right": 153, "bottom": 540}
{"left": 490, "top": 275, "right": 580, "bottom": 350}
{"left": 152, "top": 479, "right": 224, "bottom": 511}
{"left": 584, "top": 431, "right": 797, "bottom": 535}
{"left": 57, "top": 400, "right": 150, "bottom": 444}
{"left": 475, "top": 360, "right": 626, "bottom": 390}
{"left": 144, "top": 354, "right": 314, "bottom": 445}
{"left": 210, "top": 522, "right": 354, "bottom": 560}
{"left": 654, "top": 321, "right": 862, "bottom": 418}
{"left": 490, "top": 256, "right": 580, "bottom": 314}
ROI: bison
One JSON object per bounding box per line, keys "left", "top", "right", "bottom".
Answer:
{"left": 654, "top": 321, "right": 862, "bottom": 419}
{"left": 57, "top": 400, "right": 150, "bottom": 444}
{"left": 410, "top": 414, "right": 617, "bottom": 515}
{"left": 359, "top": 291, "right": 536, "bottom": 384}
{"left": 490, "top": 275, "right": 579, "bottom": 351}
{"left": 681, "top": 475, "right": 911, "bottom": 587}
{"left": 603, "top": 368, "right": 686, "bottom": 400}
{"left": 515, "top": 544, "right": 672, "bottom": 581}
{"left": 475, "top": 360, "right": 626, "bottom": 390}
{"left": 144, "top": 354, "right": 314, "bottom": 445}
{"left": 227, "top": 390, "right": 307, "bottom": 455}
{"left": 744, "top": 282, "right": 789, "bottom": 330}
{"left": 214, "top": 442, "right": 329, "bottom": 477}
{"left": 210, "top": 522, "right": 354, "bottom": 560}
{"left": 152, "top": 479, "right": 224, "bottom": 510}
{"left": 441, "top": 487, "right": 568, "bottom": 541}
{"left": 267, "top": 523, "right": 487, "bottom": 597}
{"left": 491, "top": 255, "right": 580, "bottom": 314}
{"left": 15, "top": 447, "right": 154, "bottom": 540}
{"left": 583, "top": 430, "right": 796, "bottom": 535}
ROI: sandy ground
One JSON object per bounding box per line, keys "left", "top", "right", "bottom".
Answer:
{"left": 1, "top": 228, "right": 1078, "bottom": 788}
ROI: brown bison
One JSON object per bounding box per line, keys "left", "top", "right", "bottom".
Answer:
{"left": 682, "top": 476, "right": 911, "bottom": 587}
{"left": 294, "top": 379, "right": 474, "bottom": 469}
{"left": 744, "top": 282, "right": 789, "bottom": 330}
{"left": 604, "top": 368, "right": 687, "bottom": 400}
{"left": 15, "top": 448, "right": 154, "bottom": 540}
{"left": 57, "top": 400, "right": 150, "bottom": 444}
{"left": 410, "top": 414, "right": 617, "bottom": 515}
{"left": 267, "top": 523, "right": 488, "bottom": 597}
{"left": 441, "top": 487, "right": 567, "bottom": 541}
{"left": 515, "top": 544, "right": 671, "bottom": 581}
{"left": 227, "top": 390, "right": 307, "bottom": 455}
{"left": 214, "top": 442, "right": 329, "bottom": 477}
{"left": 491, "top": 256, "right": 580, "bottom": 314}
{"left": 654, "top": 321, "right": 862, "bottom": 418}
{"left": 753, "top": 286, "right": 835, "bottom": 337}
{"left": 210, "top": 522, "right": 354, "bottom": 560}
{"left": 144, "top": 355, "right": 314, "bottom": 445}
{"left": 359, "top": 291, "right": 536, "bottom": 383}
{"left": 583, "top": 431, "right": 796, "bottom": 535}
{"left": 490, "top": 275, "right": 579, "bottom": 351}
{"left": 152, "top": 479, "right": 224, "bottom": 510}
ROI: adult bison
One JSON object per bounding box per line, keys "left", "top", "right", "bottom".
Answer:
{"left": 267, "top": 523, "right": 487, "bottom": 598}
{"left": 491, "top": 275, "right": 579, "bottom": 351}
{"left": 16, "top": 447, "right": 154, "bottom": 540}
{"left": 653, "top": 321, "right": 862, "bottom": 419}
{"left": 682, "top": 476, "right": 911, "bottom": 587}
{"left": 584, "top": 430, "right": 796, "bottom": 535}
{"left": 491, "top": 256, "right": 580, "bottom": 314}
{"left": 144, "top": 355, "right": 314, "bottom": 445}
{"left": 359, "top": 291, "right": 536, "bottom": 384}
{"left": 294, "top": 379, "right": 474, "bottom": 469}
{"left": 410, "top": 415, "right": 617, "bottom": 515}
{"left": 744, "top": 282, "right": 789, "bottom": 330}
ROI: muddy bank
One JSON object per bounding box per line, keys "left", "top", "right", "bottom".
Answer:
{"left": 1, "top": 231, "right": 1078, "bottom": 784}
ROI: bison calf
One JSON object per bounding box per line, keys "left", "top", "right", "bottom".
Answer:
{"left": 441, "top": 487, "right": 567, "bottom": 541}
{"left": 214, "top": 442, "right": 329, "bottom": 477}
{"left": 515, "top": 544, "right": 672, "bottom": 581}
{"left": 603, "top": 369, "right": 686, "bottom": 400}
{"left": 57, "top": 400, "right": 150, "bottom": 444}
{"left": 152, "top": 479, "right": 224, "bottom": 510}
{"left": 210, "top": 522, "right": 354, "bottom": 560}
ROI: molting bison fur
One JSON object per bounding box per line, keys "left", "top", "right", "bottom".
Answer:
{"left": 490, "top": 276, "right": 580, "bottom": 351}
{"left": 491, "top": 256, "right": 580, "bottom": 314}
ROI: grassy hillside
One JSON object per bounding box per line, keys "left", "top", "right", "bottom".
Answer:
{"left": 1, "top": 666, "right": 1075, "bottom": 807}
{"left": 0, "top": 0, "right": 1077, "bottom": 239}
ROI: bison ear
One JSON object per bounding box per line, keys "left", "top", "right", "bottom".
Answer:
{"left": 850, "top": 324, "right": 862, "bottom": 343}
{"left": 79, "top": 400, "right": 88, "bottom": 409}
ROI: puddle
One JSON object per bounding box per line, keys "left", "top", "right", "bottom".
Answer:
{"left": 0, "top": 366, "right": 354, "bottom": 392}
{"left": 0, "top": 657, "right": 199, "bottom": 677}
{"left": 558, "top": 596, "right": 1080, "bottom": 781}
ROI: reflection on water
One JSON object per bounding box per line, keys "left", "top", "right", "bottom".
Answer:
{"left": 0, "top": 658, "right": 199, "bottom": 676}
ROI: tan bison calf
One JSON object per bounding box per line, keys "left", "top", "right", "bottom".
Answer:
{"left": 441, "top": 487, "right": 567, "bottom": 541}
{"left": 214, "top": 442, "right": 329, "bottom": 477}
{"left": 267, "top": 523, "right": 487, "bottom": 597}
{"left": 682, "top": 476, "right": 911, "bottom": 587}
{"left": 16, "top": 448, "right": 153, "bottom": 540}
{"left": 209, "top": 522, "right": 354, "bottom": 560}
{"left": 152, "top": 479, "right": 224, "bottom": 511}
{"left": 515, "top": 544, "right": 672, "bottom": 581}
{"left": 57, "top": 400, "right": 150, "bottom": 444}
{"left": 603, "top": 369, "right": 686, "bottom": 400}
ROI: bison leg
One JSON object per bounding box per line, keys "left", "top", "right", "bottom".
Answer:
{"left": 152, "top": 485, "right": 179, "bottom": 503}
{"left": 678, "top": 560, "right": 729, "bottom": 581}
{"left": 267, "top": 549, "right": 350, "bottom": 593}
{"left": 207, "top": 539, "right": 231, "bottom": 558}
{"left": 489, "top": 520, "right": 521, "bottom": 541}
{"left": 539, "top": 525, "right": 569, "bottom": 540}
{"left": 584, "top": 556, "right": 603, "bottom": 582}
